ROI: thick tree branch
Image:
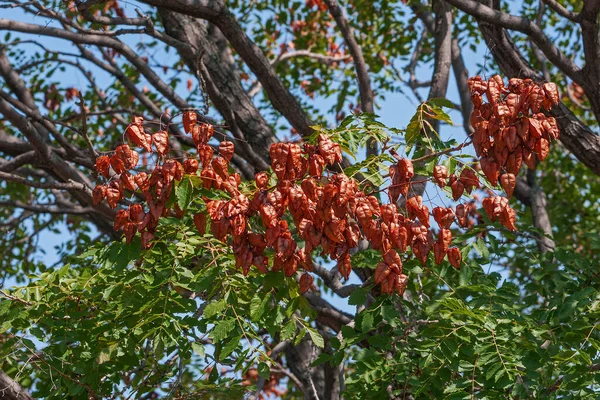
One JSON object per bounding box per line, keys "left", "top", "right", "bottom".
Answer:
{"left": 158, "top": 10, "right": 276, "bottom": 167}
{"left": 444, "top": 0, "right": 584, "bottom": 85}
{"left": 580, "top": 1, "right": 600, "bottom": 83}
{"left": 0, "top": 370, "right": 33, "bottom": 400}
{"left": 139, "top": 0, "right": 315, "bottom": 137}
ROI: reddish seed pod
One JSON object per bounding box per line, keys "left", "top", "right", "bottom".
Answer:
{"left": 432, "top": 165, "right": 448, "bottom": 187}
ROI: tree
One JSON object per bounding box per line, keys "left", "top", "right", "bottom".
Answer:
{"left": 0, "top": 0, "right": 599, "bottom": 398}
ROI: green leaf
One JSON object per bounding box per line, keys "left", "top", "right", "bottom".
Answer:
{"left": 307, "top": 327, "right": 324, "bottom": 349}
{"left": 257, "top": 362, "right": 270, "bottom": 379}
{"left": 219, "top": 335, "right": 241, "bottom": 361}
{"left": 360, "top": 312, "right": 374, "bottom": 332}
{"left": 210, "top": 319, "right": 235, "bottom": 342}
{"left": 312, "top": 352, "right": 333, "bottom": 367}
{"left": 192, "top": 342, "right": 205, "bottom": 357}
{"left": 250, "top": 292, "right": 270, "bottom": 322}
{"left": 428, "top": 97, "right": 456, "bottom": 109}
{"left": 203, "top": 299, "right": 227, "bottom": 319}
{"left": 348, "top": 287, "right": 367, "bottom": 306}
{"left": 280, "top": 320, "right": 296, "bottom": 342}
{"left": 176, "top": 177, "right": 194, "bottom": 210}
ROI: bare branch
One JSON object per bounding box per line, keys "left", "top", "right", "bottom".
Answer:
{"left": 324, "top": 0, "right": 376, "bottom": 157}
{"left": 274, "top": 50, "right": 351, "bottom": 66}
{"left": 541, "top": 0, "right": 581, "bottom": 22}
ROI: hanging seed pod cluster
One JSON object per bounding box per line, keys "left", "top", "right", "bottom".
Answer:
{"left": 468, "top": 75, "right": 560, "bottom": 197}
{"left": 90, "top": 74, "right": 561, "bottom": 297}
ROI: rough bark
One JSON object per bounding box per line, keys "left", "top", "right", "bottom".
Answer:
{"left": 158, "top": 9, "right": 276, "bottom": 166}
{"left": 0, "top": 370, "right": 34, "bottom": 400}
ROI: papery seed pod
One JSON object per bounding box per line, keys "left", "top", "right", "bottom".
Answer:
{"left": 486, "top": 75, "right": 505, "bottom": 105}
{"left": 450, "top": 177, "right": 465, "bottom": 200}
{"left": 536, "top": 137, "right": 550, "bottom": 161}
{"left": 120, "top": 172, "right": 136, "bottom": 192}
{"left": 299, "top": 273, "right": 314, "bottom": 294}
{"left": 212, "top": 157, "right": 229, "bottom": 180}
{"left": 433, "top": 241, "right": 446, "bottom": 265}
{"left": 383, "top": 249, "right": 402, "bottom": 267}
{"left": 522, "top": 147, "right": 536, "bottom": 170}
{"left": 270, "top": 143, "right": 290, "bottom": 180}
{"left": 197, "top": 144, "right": 214, "bottom": 166}
{"left": 505, "top": 150, "right": 523, "bottom": 175}
{"left": 308, "top": 154, "right": 325, "bottom": 178}
{"left": 193, "top": 213, "right": 207, "bottom": 235}
{"left": 432, "top": 165, "right": 448, "bottom": 187}
{"left": 482, "top": 197, "right": 496, "bottom": 221}
{"left": 115, "top": 144, "right": 139, "bottom": 170}
{"left": 219, "top": 141, "right": 235, "bottom": 162}
{"left": 432, "top": 207, "right": 455, "bottom": 229}
{"left": 317, "top": 134, "right": 343, "bottom": 165}
{"left": 459, "top": 168, "right": 480, "bottom": 194}
{"left": 110, "top": 154, "right": 126, "bottom": 174}
{"left": 123, "top": 223, "right": 137, "bottom": 244}
{"left": 499, "top": 200, "right": 518, "bottom": 231}
{"left": 152, "top": 131, "right": 169, "bottom": 156}
{"left": 105, "top": 187, "right": 121, "bottom": 209}
{"left": 92, "top": 185, "right": 107, "bottom": 206}
{"left": 374, "top": 262, "right": 390, "bottom": 284}
{"left": 183, "top": 159, "right": 199, "bottom": 175}
{"left": 134, "top": 172, "right": 150, "bottom": 193}
{"left": 141, "top": 231, "right": 155, "bottom": 249}
{"left": 255, "top": 172, "right": 269, "bottom": 189}
{"left": 126, "top": 118, "right": 152, "bottom": 152}
{"left": 468, "top": 76, "right": 488, "bottom": 95}
{"left": 479, "top": 157, "right": 499, "bottom": 186}
{"left": 337, "top": 253, "right": 352, "bottom": 279}
{"left": 397, "top": 159, "right": 414, "bottom": 180}
{"left": 447, "top": 247, "right": 461, "bottom": 269}
{"left": 455, "top": 204, "right": 468, "bottom": 228}
{"left": 283, "top": 255, "right": 298, "bottom": 277}
{"left": 183, "top": 111, "right": 197, "bottom": 134}
{"left": 95, "top": 155, "right": 111, "bottom": 178}
{"left": 395, "top": 274, "right": 408, "bottom": 296}
{"left": 129, "top": 204, "right": 145, "bottom": 223}
{"left": 500, "top": 173, "right": 516, "bottom": 198}
{"left": 542, "top": 82, "right": 559, "bottom": 107}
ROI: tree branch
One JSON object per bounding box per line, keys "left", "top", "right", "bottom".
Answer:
{"left": 541, "top": 0, "right": 581, "bottom": 22}
{"left": 324, "top": 0, "right": 376, "bottom": 158}
{"left": 0, "top": 370, "right": 33, "bottom": 400}
{"left": 139, "top": 0, "right": 315, "bottom": 137}
{"left": 444, "top": 0, "right": 584, "bottom": 85}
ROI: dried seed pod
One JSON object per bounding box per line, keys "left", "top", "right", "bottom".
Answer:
{"left": 500, "top": 173, "right": 516, "bottom": 198}
{"left": 299, "top": 273, "right": 314, "bottom": 294}
{"left": 447, "top": 247, "right": 461, "bottom": 269}
{"left": 432, "top": 165, "right": 449, "bottom": 187}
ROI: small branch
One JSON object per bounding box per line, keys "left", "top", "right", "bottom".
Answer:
{"left": 541, "top": 0, "right": 581, "bottom": 22}
{"left": 0, "top": 289, "right": 32, "bottom": 305}
{"left": 411, "top": 140, "right": 472, "bottom": 163}
{"left": 0, "top": 170, "right": 88, "bottom": 191}
{"left": 273, "top": 50, "right": 351, "bottom": 66}
{"left": 0, "top": 200, "right": 95, "bottom": 215}
{"left": 77, "top": 91, "right": 99, "bottom": 158}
